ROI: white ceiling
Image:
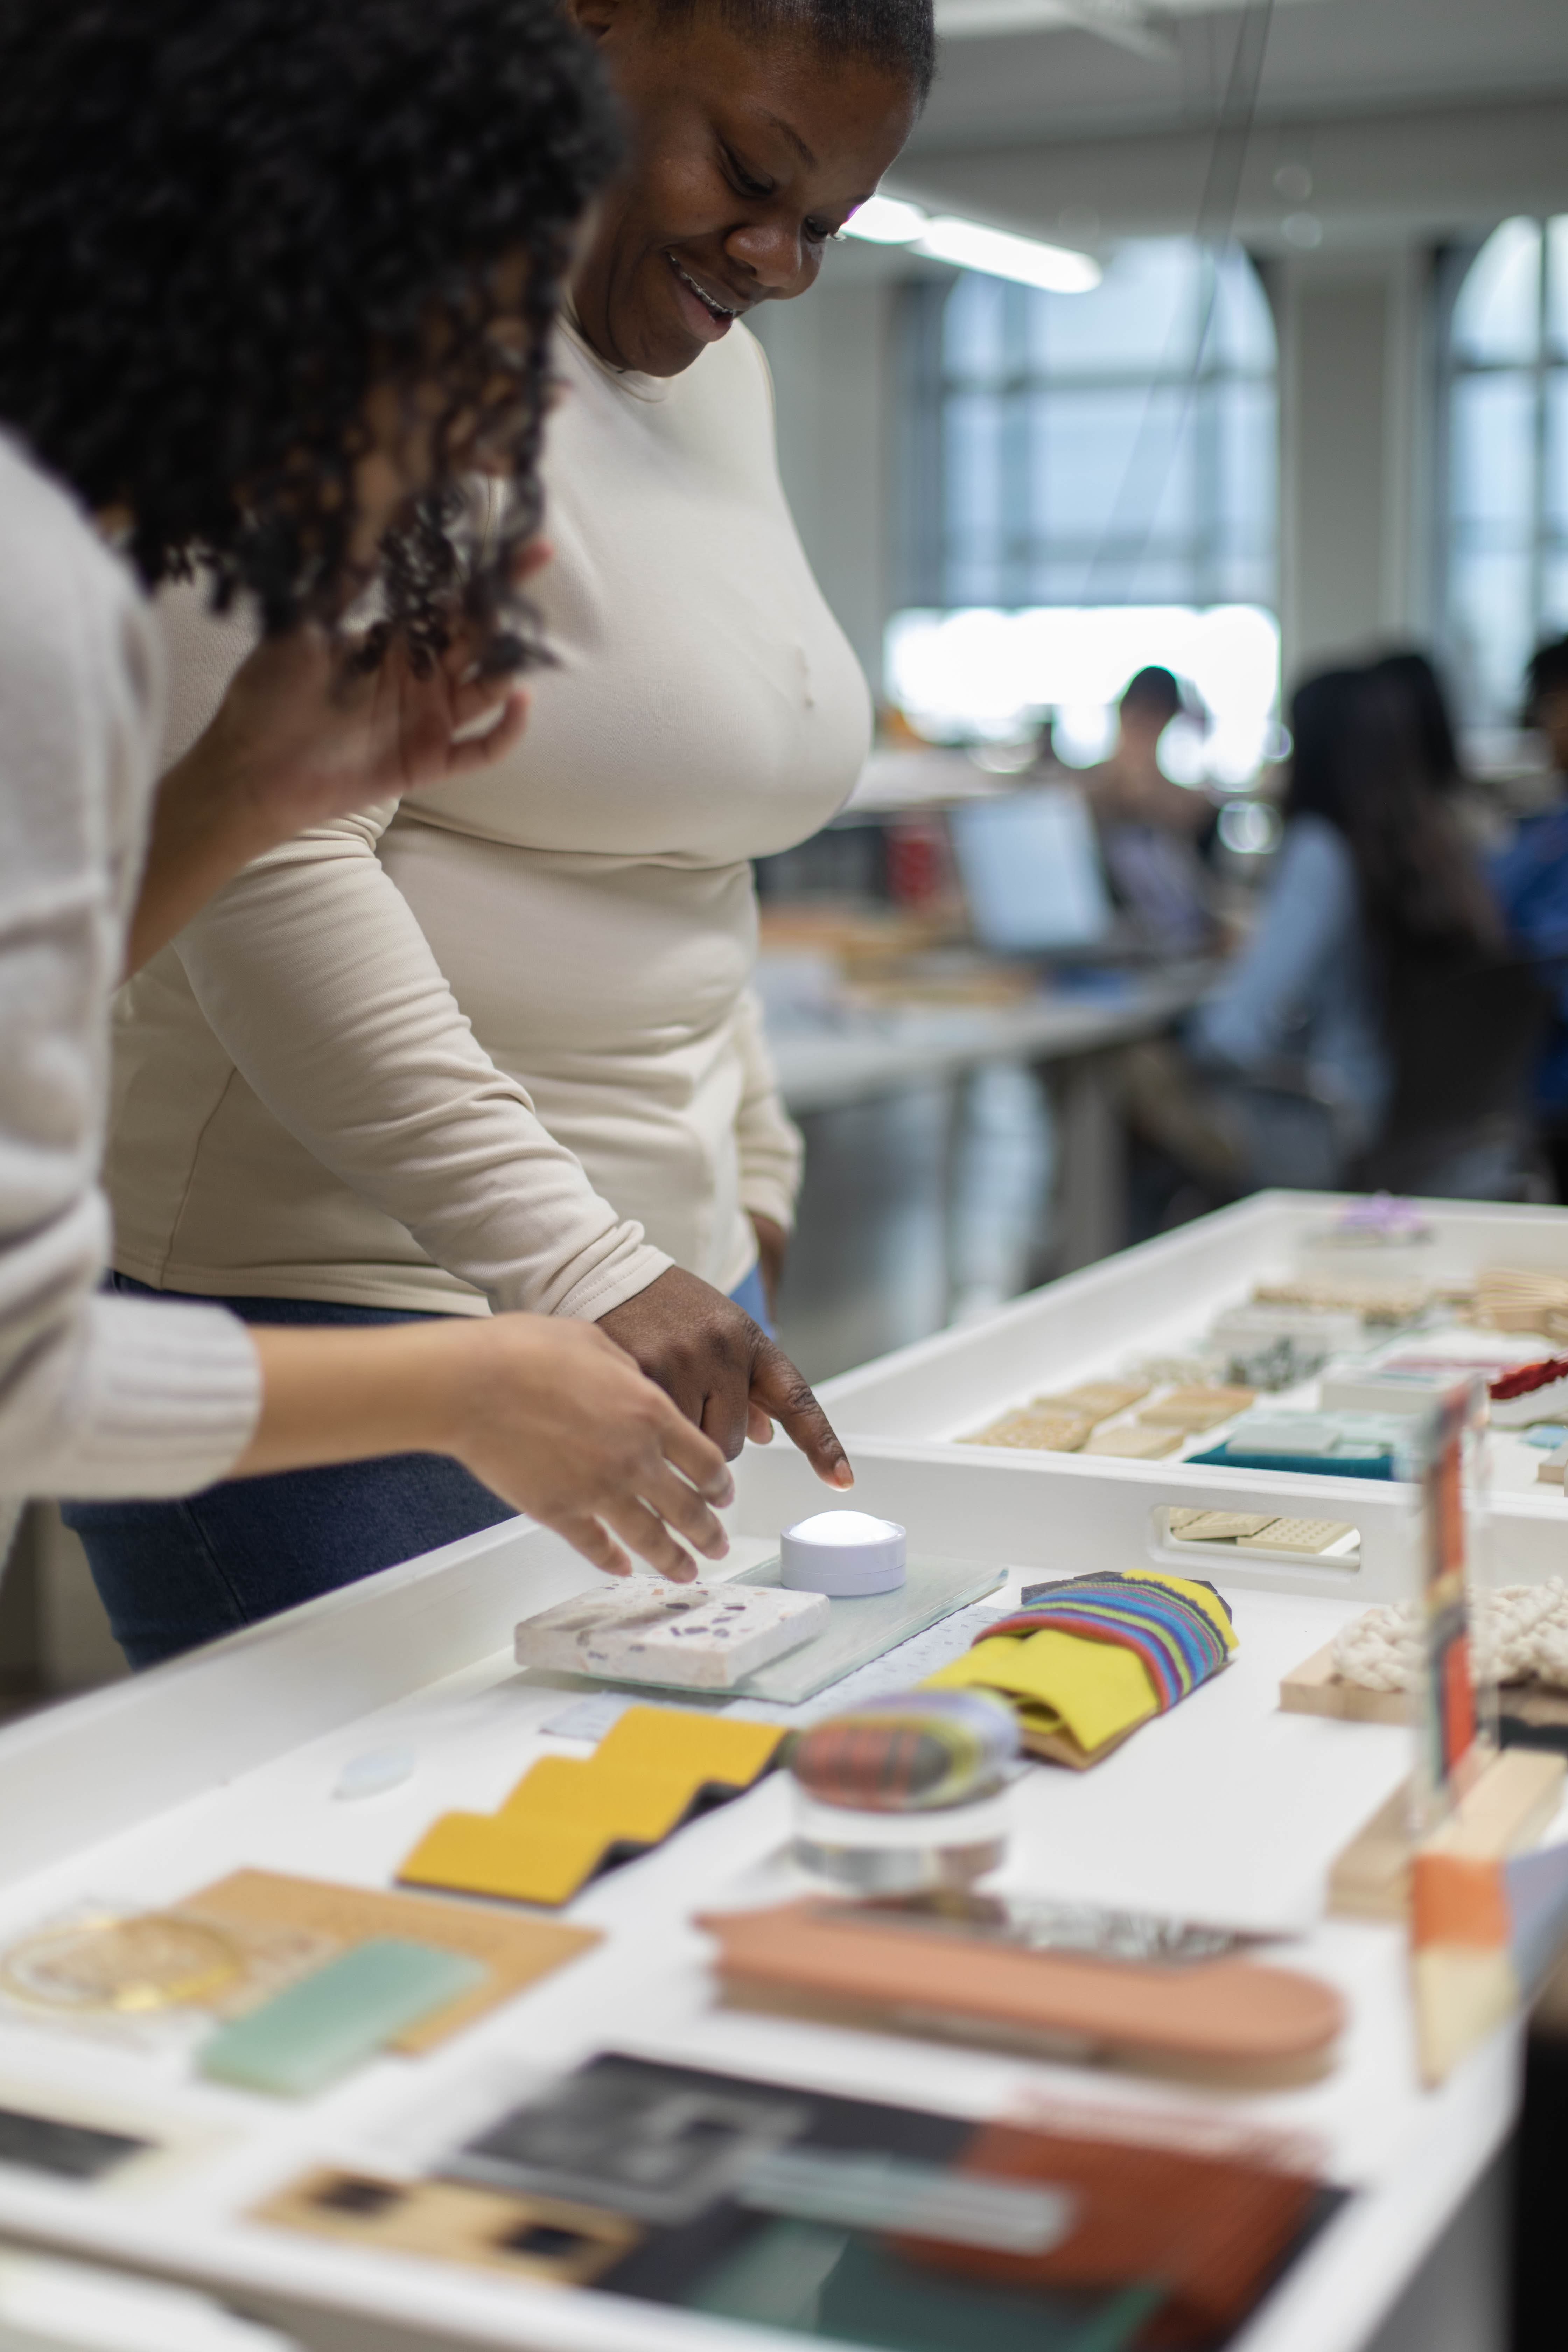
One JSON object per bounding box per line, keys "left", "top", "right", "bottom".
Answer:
{"left": 916, "top": 0, "right": 1568, "bottom": 147}
{"left": 885, "top": 0, "right": 1568, "bottom": 248}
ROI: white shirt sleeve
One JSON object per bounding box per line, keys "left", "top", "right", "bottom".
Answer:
{"left": 0, "top": 440, "right": 261, "bottom": 1500}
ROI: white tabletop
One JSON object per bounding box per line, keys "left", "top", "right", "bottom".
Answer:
{"left": 0, "top": 1506, "right": 1535, "bottom": 2352}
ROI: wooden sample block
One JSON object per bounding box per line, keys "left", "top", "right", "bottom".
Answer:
{"left": 962, "top": 1409, "right": 1093, "bottom": 1452}
{"left": 1084, "top": 1424, "right": 1182, "bottom": 1460}
{"left": 1328, "top": 1751, "right": 1567, "bottom": 1920}
{"left": 513, "top": 1581, "right": 827, "bottom": 1692}
{"left": 1281, "top": 1642, "right": 1568, "bottom": 1738}
{"left": 1279, "top": 1643, "right": 1408, "bottom": 1727}
{"left": 1169, "top": 1511, "right": 1277, "bottom": 1544}
{"left": 1029, "top": 1380, "right": 1150, "bottom": 1426}
{"left": 1236, "top": 1518, "right": 1357, "bottom": 1555}
{"left": 183, "top": 1871, "right": 598, "bottom": 2051}
{"left": 1538, "top": 1444, "right": 1568, "bottom": 1487}
{"left": 1138, "top": 1385, "right": 1255, "bottom": 1432}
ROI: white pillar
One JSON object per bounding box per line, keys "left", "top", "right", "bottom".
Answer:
{"left": 1272, "top": 242, "right": 1435, "bottom": 684}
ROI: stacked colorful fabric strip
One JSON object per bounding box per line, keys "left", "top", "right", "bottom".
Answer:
{"left": 925, "top": 1570, "right": 1237, "bottom": 1770}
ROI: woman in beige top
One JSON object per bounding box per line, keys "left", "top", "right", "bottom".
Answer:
{"left": 2, "top": 0, "right": 738, "bottom": 1659}
{"left": 80, "top": 0, "right": 932, "bottom": 1659}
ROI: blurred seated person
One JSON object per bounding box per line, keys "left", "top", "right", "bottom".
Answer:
{"left": 1490, "top": 635, "right": 1568, "bottom": 1198}
{"left": 1126, "top": 662, "right": 1515, "bottom": 1208}
{"left": 1083, "top": 666, "right": 1218, "bottom": 955}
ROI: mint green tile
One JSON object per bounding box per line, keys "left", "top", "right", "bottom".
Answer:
{"left": 198, "top": 1939, "right": 486, "bottom": 2097}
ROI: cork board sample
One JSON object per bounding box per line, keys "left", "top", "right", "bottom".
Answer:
{"left": 183, "top": 1870, "right": 598, "bottom": 2052}
{"left": 254, "top": 2166, "right": 639, "bottom": 2284}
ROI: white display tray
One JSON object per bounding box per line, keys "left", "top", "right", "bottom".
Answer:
{"left": 732, "top": 1190, "right": 1568, "bottom": 1603}
{"left": 0, "top": 1480, "right": 1534, "bottom": 2352}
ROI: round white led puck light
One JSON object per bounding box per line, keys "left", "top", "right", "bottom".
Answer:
{"left": 779, "top": 1510, "right": 907, "bottom": 1597}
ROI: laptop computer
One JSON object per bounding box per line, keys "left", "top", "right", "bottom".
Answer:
{"left": 948, "top": 786, "right": 1114, "bottom": 960}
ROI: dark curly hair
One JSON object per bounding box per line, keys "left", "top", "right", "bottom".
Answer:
{"left": 0, "top": 0, "right": 621, "bottom": 669}
{"left": 654, "top": 0, "right": 937, "bottom": 105}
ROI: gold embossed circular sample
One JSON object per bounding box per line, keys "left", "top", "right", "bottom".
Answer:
{"left": 0, "top": 1914, "right": 242, "bottom": 2013}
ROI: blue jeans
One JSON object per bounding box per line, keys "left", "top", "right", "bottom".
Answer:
{"left": 65, "top": 1267, "right": 773, "bottom": 1670}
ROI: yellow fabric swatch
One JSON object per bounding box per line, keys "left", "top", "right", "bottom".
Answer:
{"left": 398, "top": 1708, "right": 783, "bottom": 1908}
{"left": 927, "top": 1629, "right": 1160, "bottom": 1755}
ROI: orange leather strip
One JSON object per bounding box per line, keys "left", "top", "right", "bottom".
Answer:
{"left": 1411, "top": 1852, "right": 1510, "bottom": 1948}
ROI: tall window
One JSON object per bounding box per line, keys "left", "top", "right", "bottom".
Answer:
{"left": 1444, "top": 216, "right": 1568, "bottom": 729}
{"left": 892, "top": 237, "right": 1279, "bottom": 778}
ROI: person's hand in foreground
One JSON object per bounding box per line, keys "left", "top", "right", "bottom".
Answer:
{"left": 126, "top": 547, "right": 548, "bottom": 974}
{"left": 596, "top": 1267, "right": 853, "bottom": 1487}
{"left": 233, "top": 1312, "right": 734, "bottom": 1583}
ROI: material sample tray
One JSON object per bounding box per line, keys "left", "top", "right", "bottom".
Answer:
{"left": 731, "top": 1193, "right": 1568, "bottom": 1603}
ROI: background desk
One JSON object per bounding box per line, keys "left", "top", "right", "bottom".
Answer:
{"left": 768, "top": 964, "right": 1213, "bottom": 1373}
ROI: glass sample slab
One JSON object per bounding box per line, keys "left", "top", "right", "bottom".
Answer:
{"left": 517, "top": 1561, "right": 1006, "bottom": 1710}
{"left": 199, "top": 1940, "right": 486, "bottom": 2097}
{"left": 728, "top": 1556, "right": 1008, "bottom": 1704}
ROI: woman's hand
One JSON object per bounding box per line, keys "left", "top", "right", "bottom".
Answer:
{"left": 190, "top": 597, "right": 537, "bottom": 846}
{"left": 237, "top": 1310, "right": 736, "bottom": 1582}
{"left": 125, "top": 547, "right": 547, "bottom": 974}
{"left": 595, "top": 1266, "right": 852, "bottom": 1486}
{"left": 446, "top": 1315, "right": 735, "bottom": 1580}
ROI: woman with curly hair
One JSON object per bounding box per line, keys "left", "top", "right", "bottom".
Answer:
{"left": 83, "top": 0, "right": 930, "bottom": 1664}
{"left": 0, "top": 0, "right": 745, "bottom": 1625}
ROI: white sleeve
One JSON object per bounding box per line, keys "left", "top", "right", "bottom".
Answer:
{"left": 171, "top": 809, "right": 673, "bottom": 1319}
{"left": 732, "top": 986, "right": 804, "bottom": 1232}
{"left": 0, "top": 480, "right": 261, "bottom": 1501}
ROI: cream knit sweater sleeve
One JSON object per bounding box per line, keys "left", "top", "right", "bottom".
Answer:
{"left": 167, "top": 806, "right": 673, "bottom": 1319}
{"left": 733, "top": 986, "right": 804, "bottom": 1234}
{"left": 0, "top": 435, "right": 260, "bottom": 1500}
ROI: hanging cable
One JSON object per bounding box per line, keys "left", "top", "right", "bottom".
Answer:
{"left": 1080, "top": 0, "right": 1275, "bottom": 602}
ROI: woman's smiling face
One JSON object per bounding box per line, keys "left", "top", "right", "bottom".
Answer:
{"left": 568, "top": 0, "right": 918, "bottom": 377}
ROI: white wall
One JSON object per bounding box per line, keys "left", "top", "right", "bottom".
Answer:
{"left": 1271, "top": 242, "right": 1437, "bottom": 679}
{"left": 753, "top": 91, "right": 1568, "bottom": 709}
{"left": 750, "top": 278, "right": 899, "bottom": 700}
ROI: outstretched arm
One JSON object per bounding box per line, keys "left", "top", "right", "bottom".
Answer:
{"left": 128, "top": 539, "right": 551, "bottom": 975}
{"left": 239, "top": 1312, "right": 735, "bottom": 1582}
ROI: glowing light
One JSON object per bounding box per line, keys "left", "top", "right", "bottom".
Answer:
{"left": 916, "top": 217, "right": 1101, "bottom": 294}
{"left": 842, "top": 198, "right": 1101, "bottom": 294}
{"left": 886, "top": 604, "right": 1282, "bottom": 785}
{"left": 844, "top": 194, "right": 928, "bottom": 245}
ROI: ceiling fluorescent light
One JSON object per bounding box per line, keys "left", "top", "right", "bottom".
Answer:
{"left": 844, "top": 194, "right": 928, "bottom": 244}
{"left": 844, "top": 198, "right": 1100, "bottom": 293}
{"left": 916, "top": 216, "right": 1101, "bottom": 293}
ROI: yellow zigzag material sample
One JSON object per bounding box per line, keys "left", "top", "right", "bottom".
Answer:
{"left": 398, "top": 1708, "right": 783, "bottom": 1908}
{"left": 924, "top": 1571, "right": 1237, "bottom": 1766}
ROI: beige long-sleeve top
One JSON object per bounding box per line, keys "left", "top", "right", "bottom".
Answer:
{"left": 0, "top": 432, "right": 260, "bottom": 1500}
{"left": 107, "top": 318, "right": 870, "bottom": 1317}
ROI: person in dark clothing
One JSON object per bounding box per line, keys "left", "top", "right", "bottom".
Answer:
{"left": 1489, "top": 637, "right": 1568, "bottom": 1198}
